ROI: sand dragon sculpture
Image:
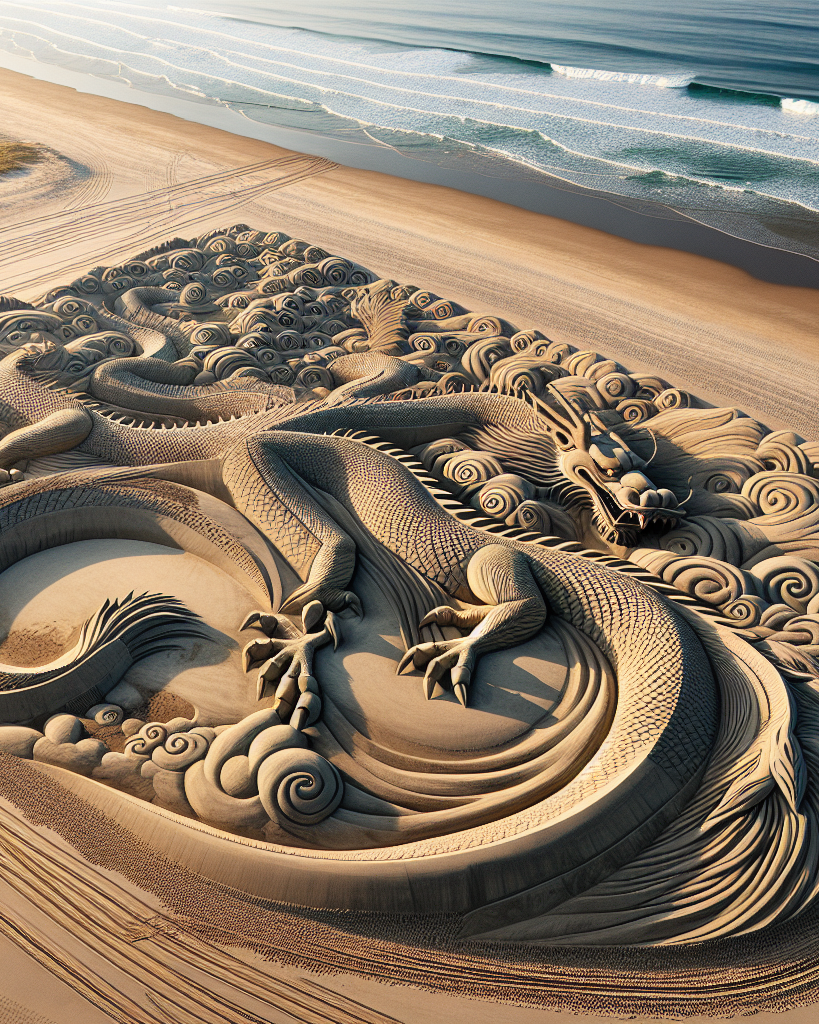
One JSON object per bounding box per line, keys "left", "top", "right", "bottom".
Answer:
{"left": 0, "top": 224, "right": 817, "bottom": 948}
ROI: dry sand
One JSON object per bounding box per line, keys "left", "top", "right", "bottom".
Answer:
{"left": 0, "top": 66, "right": 816, "bottom": 437}
{"left": 0, "top": 64, "right": 819, "bottom": 1024}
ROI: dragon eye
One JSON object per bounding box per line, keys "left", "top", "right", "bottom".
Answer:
{"left": 553, "top": 430, "right": 574, "bottom": 450}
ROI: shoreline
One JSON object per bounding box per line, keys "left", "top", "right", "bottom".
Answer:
{"left": 0, "top": 52, "right": 817, "bottom": 288}
{"left": 0, "top": 65, "right": 817, "bottom": 436}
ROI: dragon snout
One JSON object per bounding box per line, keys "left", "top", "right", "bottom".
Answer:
{"left": 614, "top": 471, "right": 678, "bottom": 511}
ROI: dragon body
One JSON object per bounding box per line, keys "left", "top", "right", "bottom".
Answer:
{"left": 0, "top": 226, "right": 816, "bottom": 946}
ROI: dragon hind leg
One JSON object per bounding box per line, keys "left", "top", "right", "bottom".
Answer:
{"left": 223, "top": 436, "right": 361, "bottom": 617}
{"left": 0, "top": 407, "right": 92, "bottom": 469}
{"left": 399, "top": 543, "right": 548, "bottom": 706}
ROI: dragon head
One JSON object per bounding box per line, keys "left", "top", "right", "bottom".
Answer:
{"left": 529, "top": 386, "right": 684, "bottom": 546}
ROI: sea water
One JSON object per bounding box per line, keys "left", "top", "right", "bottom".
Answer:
{"left": 0, "top": 0, "right": 817, "bottom": 266}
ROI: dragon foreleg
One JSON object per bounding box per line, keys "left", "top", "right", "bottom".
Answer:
{"left": 400, "top": 544, "right": 548, "bottom": 705}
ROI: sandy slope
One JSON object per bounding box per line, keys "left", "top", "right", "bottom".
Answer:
{"left": 0, "top": 66, "right": 816, "bottom": 437}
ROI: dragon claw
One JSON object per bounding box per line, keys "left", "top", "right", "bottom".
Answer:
{"left": 397, "top": 649, "right": 416, "bottom": 675}
{"left": 325, "top": 611, "right": 342, "bottom": 650}
{"left": 301, "top": 600, "right": 325, "bottom": 632}
{"left": 240, "top": 610, "right": 282, "bottom": 637}
{"left": 400, "top": 638, "right": 478, "bottom": 705}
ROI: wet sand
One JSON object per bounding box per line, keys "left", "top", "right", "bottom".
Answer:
{"left": 0, "top": 65, "right": 817, "bottom": 437}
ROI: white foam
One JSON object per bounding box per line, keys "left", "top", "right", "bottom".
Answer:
{"left": 551, "top": 64, "right": 693, "bottom": 89}
{"left": 781, "top": 97, "right": 819, "bottom": 116}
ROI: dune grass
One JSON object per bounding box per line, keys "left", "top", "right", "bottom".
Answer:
{"left": 0, "top": 142, "right": 43, "bottom": 176}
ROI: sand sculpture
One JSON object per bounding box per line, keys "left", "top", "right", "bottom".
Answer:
{"left": 0, "top": 223, "right": 817, "bottom": 955}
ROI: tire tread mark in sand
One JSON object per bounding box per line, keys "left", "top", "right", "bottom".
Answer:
{"left": 1, "top": 156, "right": 337, "bottom": 294}
{"left": 0, "top": 787, "right": 401, "bottom": 1024}
{"left": 0, "top": 156, "right": 314, "bottom": 269}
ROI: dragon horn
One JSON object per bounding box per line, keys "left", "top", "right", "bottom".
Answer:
{"left": 528, "top": 385, "right": 591, "bottom": 451}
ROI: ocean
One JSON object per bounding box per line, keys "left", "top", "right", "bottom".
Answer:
{"left": 1, "top": 0, "right": 818, "bottom": 274}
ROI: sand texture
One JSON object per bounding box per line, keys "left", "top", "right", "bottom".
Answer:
{"left": 1, "top": 63, "right": 819, "bottom": 1024}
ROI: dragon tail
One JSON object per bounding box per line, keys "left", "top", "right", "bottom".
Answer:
{"left": 0, "top": 591, "right": 211, "bottom": 724}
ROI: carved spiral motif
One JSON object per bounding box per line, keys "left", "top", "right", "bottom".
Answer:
{"left": 75, "top": 274, "right": 102, "bottom": 294}
{"left": 179, "top": 282, "right": 209, "bottom": 307}
{"left": 436, "top": 371, "right": 474, "bottom": 394}
{"left": 317, "top": 256, "right": 351, "bottom": 285}
{"left": 658, "top": 556, "right": 749, "bottom": 607}
{"left": 541, "top": 340, "right": 575, "bottom": 364}
{"left": 52, "top": 297, "right": 93, "bottom": 318}
{"left": 254, "top": 346, "right": 282, "bottom": 366}
{"left": 303, "top": 245, "right": 329, "bottom": 263}
{"left": 508, "top": 499, "right": 553, "bottom": 534}
{"left": 442, "top": 450, "right": 504, "bottom": 489}
{"left": 595, "top": 372, "right": 635, "bottom": 401}
{"left": 425, "top": 299, "right": 462, "bottom": 320}
{"left": 510, "top": 328, "right": 547, "bottom": 352}
{"left": 204, "top": 235, "right": 236, "bottom": 255}
{"left": 743, "top": 472, "right": 819, "bottom": 519}
{"left": 169, "top": 249, "right": 206, "bottom": 272}
{"left": 461, "top": 336, "right": 512, "bottom": 382}
{"left": 616, "top": 398, "right": 657, "bottom": 423}
{"left": 721, "top": 595, "right": 768, "bottom": 627}
{"left": 296, "top": 365, "right": 334, "bottom": 390}
{"left": 291, "top": 265, "right": 324, "bottom": 288}
{"left": 659, "top": 517, "right": 744, "bottom": 565}
{"left": 152, "top": 730, "right": 210, "bottom": 771}
{"left": 418, "top": 438, "right": 470, "bottom": 476}
{"left": 631, "top": 374, "right": 671, "bottom": 400}
{"left": 211, "top": 267, "right": 239, "bottom": 289}
{"left": 188, "top": 322, "right": 231, "bottom": 347}
{"left": 478, "top": 474, "right": 535, "bottom": 519}
{"left": 125, "top": 722, "right": 169, "bottom": 758}
{"left": 85, "top": 703, "right": 124, "bottom": 726}
{"left": 467, "top": 315, "right": 505, "bottom": 335}
{"left": 273, "top": 330, "right": 304, "bottom": 352}
{"left": 749, "top": 556, "right": 819, "bottom": 614}
{"left": 257, "top": 748, "right": 344, "bottom": 827}
{"left": 655, "top": 388, "right": 691, "bottom": 410}
{"left": 104, "top": 333, "right": 136, "bottom": 356}
{"left": 487, "top": 355, "right": 565, "bottom": 396}
{"left": 756, "top": 437, "right": 811, "bottom": 475}
{"left": 409, "top": 334, "right": 441, "bottom": 353}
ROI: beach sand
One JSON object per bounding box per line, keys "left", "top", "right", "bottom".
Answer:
{"left": 1, "top": 64, "right": 819, "bottom": 1024}
{"left": 0, "top": 66, "right": 816, "bottom": 437}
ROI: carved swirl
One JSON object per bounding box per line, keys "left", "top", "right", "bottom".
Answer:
{"left": 477, "top": 474, "right": 535, "bottom": 519}
{"left": 655, "top": 388, "right": 691, "bottom": 410}
{"left": 757, "top": 434, "right": 812, "bottom": 475}
{"left": 152, "top": 730, "right": 210, "bottom": 771}
{"left": 616, "top": 398, "right": 657, "bottom": 423}
{"left": 749, "top": 556, "right": 819, "bottom": 614}
{"left": 180, "top": 281, "right": 211, "bottom": 307}
{"left": 595, "top": 372, "right": 635, "bottom": 401}
{"left": 721, "top": 594, "right": 768, "bottom": 627}
{"left": 655, "top": 555, "right": 749, "bottom": 607}
{"left": 85, "top": 703, "right": 124, "bottom": 726}
{"left": 317, "top": 256, "right": 351, "bottom": 285}
{"left": 461, "top": 336, "right": 512, "bottom": 382}
{"left": 743, "top": 472, "right": 819, "bottom": 519}
{"left": 441, "top": 450, "right": 504, "bottom": 489}
{"left": 508, "top": 499, "right": 553, "bottom": 533}
{"left": 257, "top": 748, "right": 344, "bottom": 827}
{"left": 124, "top": 722, "right": 168, "bottom": 758}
